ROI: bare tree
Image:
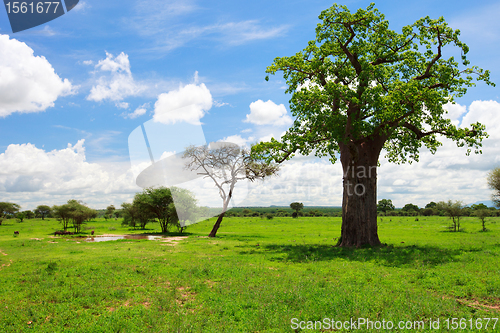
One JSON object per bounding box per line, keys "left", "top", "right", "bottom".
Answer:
{"left": 437, "top": 200, "right": 464, "bottom": 232}
{"left": 183, "top": 143, "right": 279, "bottom": 237}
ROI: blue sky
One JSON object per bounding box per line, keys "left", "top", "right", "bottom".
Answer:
{"left": 1, "top": 0, "right": 499, "bottom": 210}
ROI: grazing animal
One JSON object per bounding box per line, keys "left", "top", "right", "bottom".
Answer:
{"left": 91, "top": 230, "right": 94, "bottom": 235}
{"left": 54, "top": 231, "right": 74, "bottom": 236}
{"left": 14, "top": 231, "right": 19, "bottom": 235}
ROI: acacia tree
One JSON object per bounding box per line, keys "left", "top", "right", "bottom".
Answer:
{"left": 134, "top": 187, "right": 179, "bottom": 233}
{"left": 438, "top": 200, "right": 464, "bottom": 232}
{"left": 487, "top": 167, "right": 500, "bottom": 207}
{"left": 252, "top": 3, "right": 493, "bottom": 247}
{"left": 290, "top": 202, "right": 304, "bottom": 217}
{"left": 105, "top": 205, "right": 116, "bottom": 220}
{"left": 34, "top": 205, "right": 52, "bottom": 220}
{"left": 0, "top": 202, "right": 20, "bottom": 218}
{"left": 474, "top": 209, "right": 490, "bottom": 232}
{"left": 183, "top": 143, "right": 279, "bottom": 237}
{"left": 377, "top": 199, "right": 395, "bottom": 213}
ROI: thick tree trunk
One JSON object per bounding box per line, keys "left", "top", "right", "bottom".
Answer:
{"left": 208, "top": 191, "right": 232, "bottom": 238}
{"left": 208, "top": 211, "right": 225, "bottom": 237}
{"left": 338, "top": 138, "right": 384, "bottom": 247}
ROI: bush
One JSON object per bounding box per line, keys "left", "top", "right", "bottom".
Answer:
{"left": 266, "top": 214, "right": 274, "bottom": 220}
{"left": 292, "top": 212, "right": 298, "bottom": 218}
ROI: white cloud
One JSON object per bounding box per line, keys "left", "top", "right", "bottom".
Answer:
{"left": 115, "top": 102, "right": 129, "bottom": 109}
{"left": 0, "top": 34, "right": 75, "bottom": 117}
{"left": 0, "top": 140, "right": 140, "bottom": 210}
{"left": 87, "top": 52, "right": 146, "bottom": 104}
{"left": 443, "top": 102, "right": 467, "bottom": 126}
{"left": 244, "top": 99, "right": 293, "bottom": 126}
{"left": 153, "top": 79, "right": 212, "bottom": 125}
{"left": 376, "top": 100, "right": 500, "bottom": 207}
{"left": 240, "top": 100, "right": 500, "bottom": 208}
{"left": 178, "top": 20, "right": 289, "bottom": 47}
{"left": 72, "top": 1, "right": 90, "bottom": 12}
{"left": 218, "top": 135, "right": 250, "bottom": 147}
{"left": 160, "top": 151, "right": 176, "bottom": 160}
{"left": 83, "top": 60, "right": 93, "bottom": 65}
{"left": 130, "top": 0, "right": 289, "bottom": 52}
{"left": 123, "top": 103, "right": 149, "bottom": 119}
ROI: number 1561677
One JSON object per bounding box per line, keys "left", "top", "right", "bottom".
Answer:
{"left": 5, "top": 2, "right": 60, "bottom": 14}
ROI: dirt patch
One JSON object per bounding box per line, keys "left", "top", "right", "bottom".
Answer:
{"left": 175, "top": 286, "right": 196, "bottom": 308}
{"left": 161, "top": 236, "right": 187, "bottom": 246}
{"left": 456, "top": 298, "right": 500, "bottom": 311}
{"left": 30, "top": 238, "right": 44, "bottom": 241}
{"left": 1, "top": 259, "right": 13, "bottom": 270}
{"left": 204, "top": 280, "right": 217, "bottom": 288}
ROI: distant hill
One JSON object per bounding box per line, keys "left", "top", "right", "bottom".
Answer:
{"left": 469, "top": 200, "right": 497, "bottom": 208}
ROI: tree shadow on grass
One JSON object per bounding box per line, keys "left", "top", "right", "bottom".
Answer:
{"left": 257, "top": 244, "right": 473, "bottom": 268}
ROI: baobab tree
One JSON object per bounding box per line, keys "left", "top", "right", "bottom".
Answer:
{"left": 252, "top": 3, "right": 493, "bottom": 247}
{"left": 183, "top": 143, "right": 279, "bottom": 237}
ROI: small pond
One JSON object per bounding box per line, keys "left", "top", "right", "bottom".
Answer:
{"left": 85, "top": 235, "right": 165, "bottom": 242}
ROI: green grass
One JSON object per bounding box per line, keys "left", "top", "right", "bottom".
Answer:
{"left": 0, "top": 215, "right": 499, "bottom": 332}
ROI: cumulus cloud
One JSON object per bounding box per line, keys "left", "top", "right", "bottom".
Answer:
{"left": 443, "top": 102, "right": 467, "bottom": 126}
{"left": 153, "top": 76, "right": 212, "bottom": 125}
{"left": 87, "top": 52, "right": 146, "bottom": 104}
{"left": 0, "top": 141, "right": 140, "bottom": 209}
{"left": 377, "top": 100, "right": 500, "bottom": 207}
{"left": 218, "top": 135, "right": 252, "bottom": 147}
{"left": 240, "top": 100, "right": 500, "bottom": 208}
{"left": 244, "top": 99, "right": 293, "bottom": 126}
{"left": 123, "top": 103, "right": 149, "bottom": 119}
{"left": 0, "top": 34, "right": 74, "bottom": 117}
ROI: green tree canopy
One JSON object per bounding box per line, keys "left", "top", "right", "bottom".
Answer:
{"left": 0, "top": 202, "right": 21, "bottom": 218}
{"left": 252, "top": 3, "right": 493, "bottom": 247}
{"left": 487, "top": 167, "right": 500, "bottom": 207}
{"left": 402, "top": 203, "right": 420, "bottom": 212}
{"left": 134, "top": 187, "right": 179, "bottom": 233}
{"left": 290, "top": 202, "right": 304, "bottom": 213}
{"left": 377, "top": 199, "right": 395, "bottom": 213}
{"left": 53, "top": 200, "right": 96, "bottom": 232}
{"left": 34, "top": 205, "right": 52, "bottom": 220}
{"left": 425, "top": 201, "right": 437, "bottom": 209}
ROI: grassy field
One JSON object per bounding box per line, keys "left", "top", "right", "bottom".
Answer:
{"left": 0, "top": 215, "right": 499, "bottom": 332}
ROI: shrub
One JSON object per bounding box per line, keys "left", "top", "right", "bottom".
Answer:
{"left": 266, "top": 214, "right": 274, "bottom": 220}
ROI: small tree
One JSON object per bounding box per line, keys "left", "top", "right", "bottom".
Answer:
{"left": 170, "top": 187, "right": 198, "bottom": 232}
{"left": 183, "top": 143, "right": 279, "bottom": 237}
{"left": 0, "top": 202, "right": 21, "bottom": 218}
{"left": 487, "top": 167, "right": 500, "bottom": 207}
{"left": 402, "top": 203, "right": 420, "bottom": 213}
{"left": 121, "top": 202, "right": 154, "bottom": 229}
{"left": 134, "top": 187, "right": 179, "bottom": 233}
{"left": 290, "top": 202, "right": 304, "bottom": 218}
{"left": 377, "top": 199, "right": 395, "bottom": 213}
{"left": 425, "top": 202, "right": 438, "bottom": 209}
{"left": 52, "top": 204, "right": 73, "bottom": 231}
{"left": 474, "top": 209, "right": 490, "bottom": 232}
{"left": 23, "top": 210, "right": 35, "bottom": 219}
{"left": 34, "top": 205, "right": 52, "bottom": 220}
{"left": 437, "top": 200, "right": 464, "bottom": 232}
{"left": 69, "top": 201, "right": 95, "bottom": 233}
{"left": 16, "top": 212, "right": 25, "bottom": 222}
{"left": 105, "top": 205, "right": 116, "bottom": 220}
